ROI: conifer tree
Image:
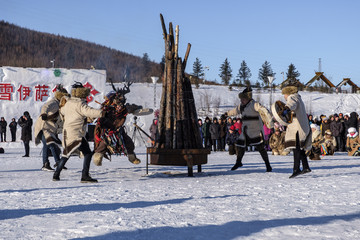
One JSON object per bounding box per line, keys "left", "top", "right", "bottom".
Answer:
{"left": 141, "top": 53, "right": 151, "bottom": 82}
{"left": 286, "top": 63, "right": 300, "bottom": 85}
{"left": 235, "top": 60, "right": 251, "bottom": 86}
{"left": 192, "top": 57, "right": 204, "bottom": 79}
{"left": 258, "top": 61, "right": 275, "bottom": 86}
{"left": 219, "top": 58, "right": 232, "bottom": 85}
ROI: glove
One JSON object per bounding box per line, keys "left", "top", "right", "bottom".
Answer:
{"left": 346, "top": 147, "right": 351, "bottom": 152}
{"left": 41, "top": 114, "right": 48, "bottom": 120}
{"left": 282, "top": 109, "right": 289, "bottom": 116}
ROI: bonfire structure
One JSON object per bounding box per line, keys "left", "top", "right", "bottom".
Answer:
{"left": 146, "top": 14, "right": 210, "bottom": 176}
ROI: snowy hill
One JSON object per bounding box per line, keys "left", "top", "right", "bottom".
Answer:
{"left": 1, "top": 82, "right": 360, "bottom": 239}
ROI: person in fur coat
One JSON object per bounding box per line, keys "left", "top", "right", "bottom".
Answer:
{"left": 346, "top": 127, "right": 360, "bottom": 156}
{"left": 34, "top": 85, "right": 69, "bottom": 171}
{"left": 307, "top": 123, "right": 324, "bottom": 160}
{"left": 320, "top": 129, "right": 337, "bottom": 156}
{"left": 269, "top": 127, "right": 287, "bottom": 155}
{"left": 227, "top": 87, "right": 273, "bottom": 172}
{"left": 53, "top": 83, "right": 102, "bottom": 183}
{"left": 281, "top": 84, "right": 312, "bottom": 178}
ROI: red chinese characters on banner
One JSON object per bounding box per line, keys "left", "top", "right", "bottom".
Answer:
{"left": 0, "top": 83, "right": 14, "bottom": 100}
{"left": 34, "top": 84, "right": 49, "bottom": 101}
{"left": 17, "top": 85, "right": 31, "bottom": 101}
{"left": 0, "top": 83, "right": 100, "bottom": 102}
{"left": 83, "top": 82, "right": 100, "bottom": 103}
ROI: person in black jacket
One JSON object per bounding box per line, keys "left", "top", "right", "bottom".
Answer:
{"left": 330, "top": 114, "right": 344, "bottom": 151}
{"left": 9, "top": 118, "right": 17, "bottom": 142}
{"left": 347, "top": 112, "right": 358, "bottom": 130}
{"left": 18, "top": 111, "right": 33, "bottom": 157}
{"left": 201, "top": 117, "right": 212, "bottom": 149}
{"left": 209, "top": 117, "right": 221, "bottom": 151}
{"left": 219, "top": 116, "right": 227, "bottom": 151}
{"left": 0, "top": 117, "right": 7, "bottom": 142}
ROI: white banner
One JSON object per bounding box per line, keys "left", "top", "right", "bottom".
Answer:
{"left": 0, "top": 67, "right": 106, "bottom": 141}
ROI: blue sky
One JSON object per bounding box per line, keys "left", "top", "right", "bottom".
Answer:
{"left": 2, "top": 0, "right": 360, "bottom": 86}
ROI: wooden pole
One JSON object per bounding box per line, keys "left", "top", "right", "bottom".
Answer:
{"left": 183, "top": 43, "right": 191, "bottom": 71}
{"left": 175, "top": 58, "right": 183, "bottom": 149}
{"left": 165, "top": 34, "right": 174, "bottom": 148}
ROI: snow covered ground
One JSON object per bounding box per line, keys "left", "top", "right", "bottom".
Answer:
{"left": 1, "top": 83, "right": 360, "bottom": 239}
{"left": 1, "top": 144, "right": 360, "bottom": 239}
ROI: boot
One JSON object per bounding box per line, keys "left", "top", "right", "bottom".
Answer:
{"left": 289, "top": 169, "right": 302, "bottom": 178}
{"left": 93, "top": 152, "right": 104, "bottom": 166}
{"left": 128, "top": 153, "right": 141, "bottom": 164}
{"left": 52, "top": 171, "right": 60, "bottom": 181}
{"left": 231, "top": 147, "right": 245, "bottom": 171}
{"left": 54, "top": 162, "right": 67, "bottom": 170}
{"left": 301, "top": 168, "right": 312, "bottom": 174}
{"left": 41, "top": 162, "right": 54, "bottom": 171}
{"left": 259, "top": 146, "right": 272, "bottom": 172}
{"left": 231, "top": 161, "right": 243, "bottom": 170}
{"left": 81, "top": 175, "right": 98, "bottom": 183}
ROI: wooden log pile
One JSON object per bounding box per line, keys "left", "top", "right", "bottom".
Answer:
{"left": 156, "top": 14, "right": 203, "bottom": 150}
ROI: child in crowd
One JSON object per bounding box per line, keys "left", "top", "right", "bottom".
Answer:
{"left": 346, "top": 127, "right": 360, "bottom": 156}
{"left": 320, "top": 129, "right": 336, "bottom": 156}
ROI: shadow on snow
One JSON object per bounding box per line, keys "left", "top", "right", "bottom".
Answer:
{"left": 0, "top": 194, "right": 244, "bottom": 221}
{"left": 71, "top": 211, "right": 360, "bottom": 240}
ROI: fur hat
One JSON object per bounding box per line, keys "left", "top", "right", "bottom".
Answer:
{"left": 325, "top": 129, "right": 332, "bottom": 135}
{"left": 71, "top": 82, "right": 90, "bottom": 99}
{"left": 238, "top": 87, "right": 252, "bottom": 100}
{"left": 348, "top": 127, "right": 357, "bottom": 133}
{"left": 310, "top": 124, "right": 320, "bottom": 131}
{"left": 54, "top": 85, "right": 69, "bottom": 101}
{"left": 281, "top": 85, "right": 298, "bottom": 95}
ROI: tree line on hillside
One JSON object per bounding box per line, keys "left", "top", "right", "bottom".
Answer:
{"left": 0, "top": 21, "right": 162, "bottom": 82}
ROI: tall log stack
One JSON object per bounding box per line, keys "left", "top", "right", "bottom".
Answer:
{"left": 156, "top": 14, "right": 203, "bottom": 150}
{"left": 146, "top": 14, "right": 209, "bottom": 176}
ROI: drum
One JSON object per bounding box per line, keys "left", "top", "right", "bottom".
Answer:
{"left": 271, "top": 100, "right": 293, "bottom": 126}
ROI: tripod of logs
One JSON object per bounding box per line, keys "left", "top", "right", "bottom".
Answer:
{"left": 146, "top": 14, "right": 210, "bottom": 176}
